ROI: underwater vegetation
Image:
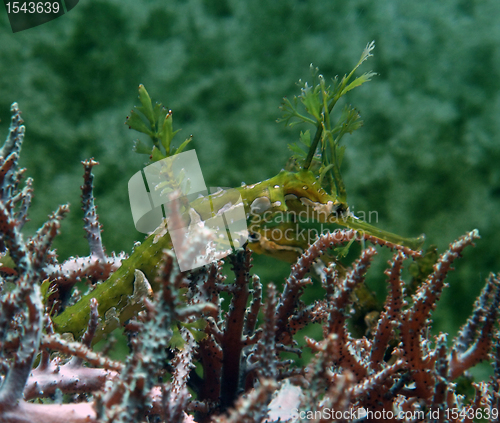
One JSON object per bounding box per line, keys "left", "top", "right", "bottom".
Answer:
{"left": 3, "top": 1, "right": 500, "bottom": 342}
{"left": 1, "top": 45, "right": 500, "bottom": 423}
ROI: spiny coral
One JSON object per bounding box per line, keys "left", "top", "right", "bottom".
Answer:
{"left": 1, "top": 104, "right": 500, "bottom": 423}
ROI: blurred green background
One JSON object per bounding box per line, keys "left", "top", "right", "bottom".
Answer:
{"left": 1, "top": 0, "right": 499, "bottom": 338}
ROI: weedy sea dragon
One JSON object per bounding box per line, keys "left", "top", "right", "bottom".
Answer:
{"left": 52, "top": 42, "right": 424, "bottom": 341}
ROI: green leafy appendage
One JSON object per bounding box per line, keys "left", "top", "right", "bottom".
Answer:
{"left": 126, "top": 84, "right": 192, "bottom": 162}
{"left": 280, "top": 41, "right": 376, "bottom": 204}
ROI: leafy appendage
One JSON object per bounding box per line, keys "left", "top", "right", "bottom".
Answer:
{"left": 126, "top": 84, "right": 191, "bottom": 162}
{"left": 279, "top": 41, "right": 376, "bottom": 203}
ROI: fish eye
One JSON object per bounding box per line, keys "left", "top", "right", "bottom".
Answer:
{"left": 248, "top": 232, "right": 259, "bottom": 243}
{"left": 335, "top": 204, "right": 347, "bottom": 217}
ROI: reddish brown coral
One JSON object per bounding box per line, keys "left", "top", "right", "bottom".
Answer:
{"left": 2, "top": 104, "right": 500, "bottom": 423}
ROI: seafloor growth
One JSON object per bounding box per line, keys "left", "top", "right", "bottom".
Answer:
{"left": 1, "top": 102, "right": 500, "bottom": 423}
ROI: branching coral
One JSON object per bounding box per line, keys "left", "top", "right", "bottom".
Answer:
{"left": 1, "top": 101, "right": 500, "bottom": 423}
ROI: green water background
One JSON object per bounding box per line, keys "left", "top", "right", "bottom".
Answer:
{"left": 1, "top": 0, "right": 499, "bottom": 341}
